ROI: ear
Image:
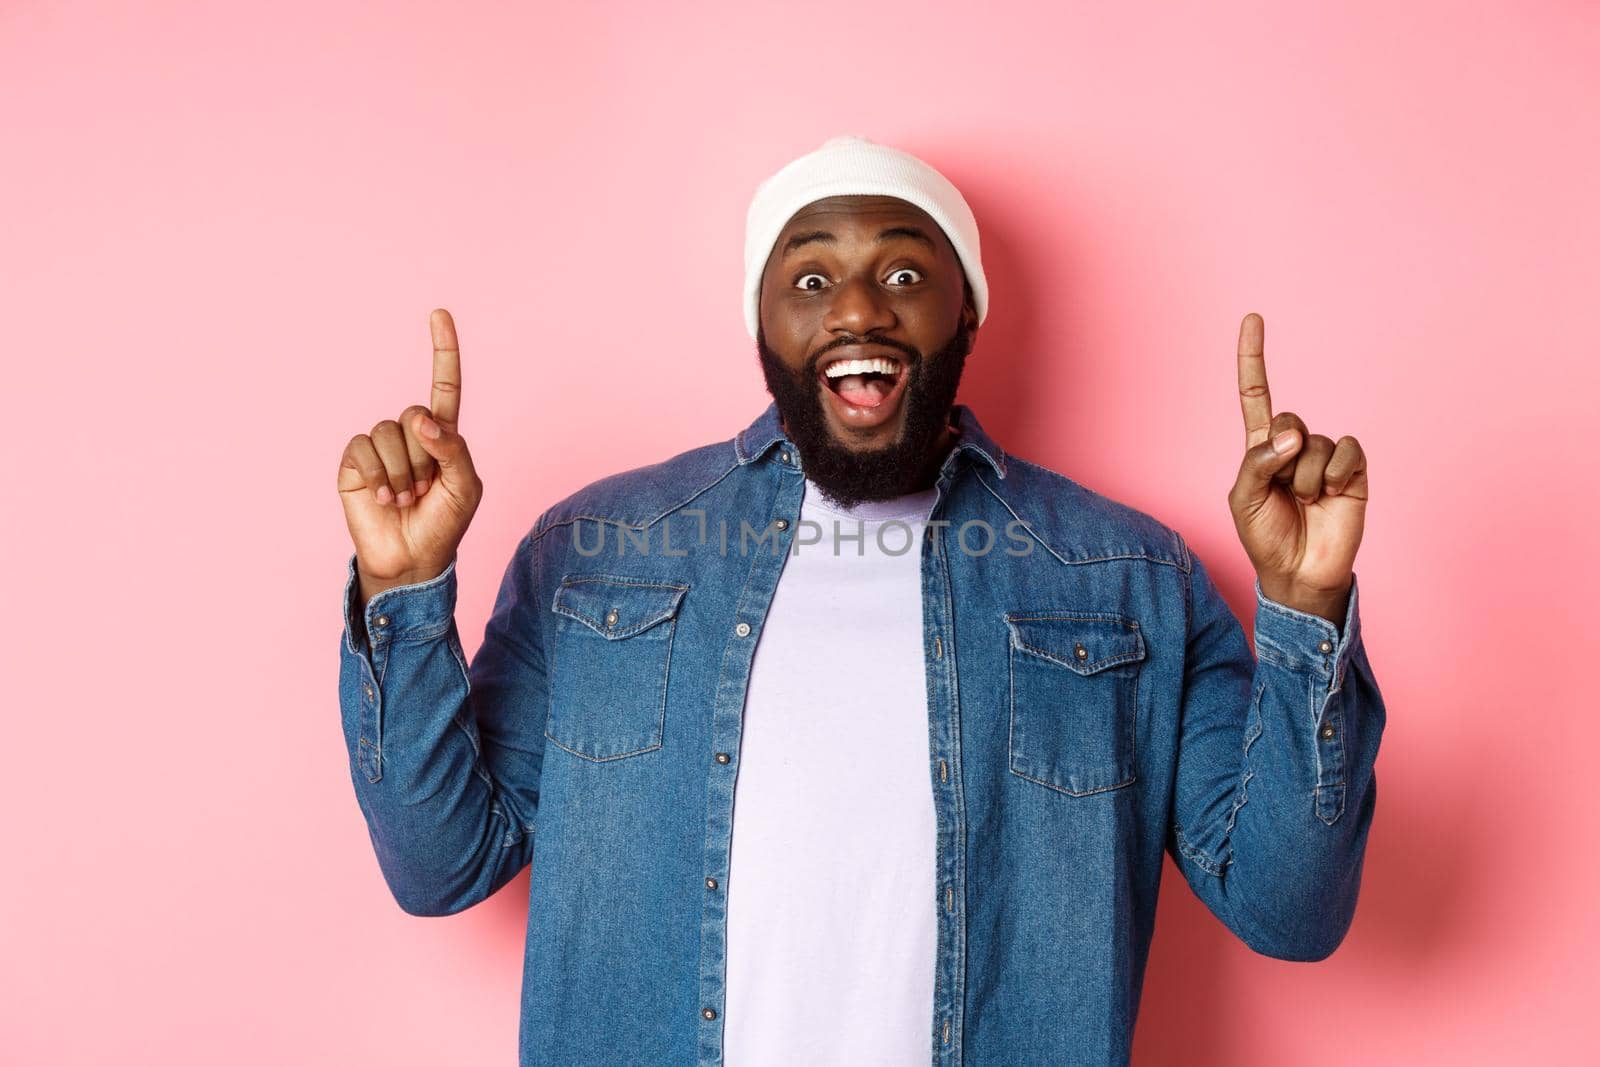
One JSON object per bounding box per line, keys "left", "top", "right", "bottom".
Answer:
{"left": 959, "top": 276, "right": 978, "bottom": 333}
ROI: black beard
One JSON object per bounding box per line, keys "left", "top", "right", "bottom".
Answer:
{"left": 756, "top": 316, "right": 973, "bottom": 510}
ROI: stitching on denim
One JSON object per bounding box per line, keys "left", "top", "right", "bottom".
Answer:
{"left": 1220, "top": 679, "right": 1268, "bottom": 858}
{"left": 551, "top": 574, "right": 689, "bottom": 638}
{"left": 926, "top": 530, "right": 970, "bottom": 1054}
{"left": 734, "top": 424, "right": 777, "bottom": 464}
{"left": 1173, "top": 825, "right": 1224, "bottom": 876}
{"left": 1003, "top": 612, "right": 1146, "bottom": 673}
{"left": 358, "top": 737, "right": 381, "bottom": 783}
{"left": 542, "top": 732, "right": 665, "bottom": 763}
{"left": 1007, "top": 639, "right": 1139, "bottom": 798}
{"left": 1005, "top": 611, "right": 1140, "bottom": 623}
{"left": 1224, "top": 769, "right": 1255, "bottom": 839}
{"left": 1256, "top": 644, "right": 1293, "bottom": 670}
{"left": 1329, "top": 630, "right": 1362, "bottom": 696}
{"left": 530, "top": 459, "right": 743, "bottom": 542}
{"left": 341, "top": 563, "right": 366, "bottom": 657}
{"left": 1255, "top": 589, "right": 1339, "bottom": 628}
{"left": 1242, "top": 690, "right": 1266, "bottom": 758}
{"left": 985, "top": 459, "right": 1186, "bottom": 567}
{"left": 1315, "top": 689, "right": 1347, "bottom": 790}
{"left": 1176, "top": 532, "right": 1194, "bottom": 574}
{"left": 972, "top": 468, "right": 1184, "bottom": 571}
{"left": 360, "top": 556, "right": 458, "bottom": 614}
{"left": 541, "top": 607, "right": 675, "bottom": 763}
{"left": 1328, "top": 703, "right": 1347, "bottom": 786}
{"left": 559, "top": 573, "right": 689, "bottom": 590}
{"left": 1012, "top": 638, "right": 1145, "bottom": 674}
{"left": 1315, "top": 783, "right": 1346, "bottom": 826}
{"left": 1008, "top": 638, "right": 1019, "bottom": 788}
{"left": 1255, "top": 630, "right": 1334, "bottom": 679}
{"left": 382, "top": 618, "right": 453, "bottom": 646}
{"left": 446, "top": 629, "right": 481, "bottom": 758}
{"left": 442, "top": 627, "right": 497, "bottom": 797}
{"left": 1131, "top": 665, "right": 1140, "bottom": 781}
{"left": 1010, "top": 761, "right": 1137, "bottom": 797}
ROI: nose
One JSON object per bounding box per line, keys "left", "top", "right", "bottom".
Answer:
{"left": 822, "top": 272, "right": 897, "bottom": 339}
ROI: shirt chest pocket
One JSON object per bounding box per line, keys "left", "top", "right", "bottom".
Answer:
{"left": 1004, "top": 611, "right": 1146, "bottom": 797}
{"left": 546, "top": 575, "right": 689, "bottom": 762}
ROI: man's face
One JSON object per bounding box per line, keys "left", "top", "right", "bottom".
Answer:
{"left": 756, "top": 194, "right": 978, "bottom": 507}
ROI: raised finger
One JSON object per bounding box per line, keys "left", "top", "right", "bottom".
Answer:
{"left": 370, "top": 419, "right": 416, "bottom": 505}
{"left": 399, "top": 403, "right": 437, "bottom": 494}
{"left": 430, "top": 308, "right": 462, "bottom": 429}
{"left": 1237, "top": 313, "right": 1272, "bottom": 449}
{"left": 1291, "top": 433, "right": 1336, "bottom": 503}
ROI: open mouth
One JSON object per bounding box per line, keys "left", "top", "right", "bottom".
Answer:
{"left": 815, "top": 348, "right": 911, "bottom": 432}
{"left": 820, "top": 353, "right": 905, "bottom": 408}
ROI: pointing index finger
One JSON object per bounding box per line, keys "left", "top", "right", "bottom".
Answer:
{"left": 430, "top": 308, "right": 462, "bottom": 429}
{"left": 1236, "top": 312, "right": 1271, "bottom": 449}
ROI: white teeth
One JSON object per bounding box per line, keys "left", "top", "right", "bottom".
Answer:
{"left": 823, "top": 357, "right": 900, "bottom": 379}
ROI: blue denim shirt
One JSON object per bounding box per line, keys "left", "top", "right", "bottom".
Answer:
{"left": 337, "top": 401, "right": 1385, "bottom": 1066}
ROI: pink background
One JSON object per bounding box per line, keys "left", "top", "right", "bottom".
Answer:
{"left": 4, "top": 1, "right": 1596, "bottom": 1062}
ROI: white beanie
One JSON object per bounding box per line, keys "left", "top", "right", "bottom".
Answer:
{"left": 742, "top": 134, "right": 989, "bottom": 342}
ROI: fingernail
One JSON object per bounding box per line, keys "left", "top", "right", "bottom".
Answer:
{"left": 414, "top": 478, "right": 430, "bottom": 496}
{"left": 376, "top": 485, "right": 393, "bottom": 504}
{"left": 397, "top": 489, "right": 413, "bottom": 506}
{"left": 418, "top": 415, "right": 440, "bottom": 439}
{"left": 1272, "top": 429, "right": 1299, "bottom": 454}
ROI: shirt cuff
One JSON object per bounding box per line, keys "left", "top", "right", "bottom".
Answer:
{"left": 341, "top": 552, "right": 459, "bottom": 657}
{"left": 1252, "top": 572, "right": 1362, "bottom": 694}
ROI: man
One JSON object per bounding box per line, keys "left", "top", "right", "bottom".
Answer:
{"left": 335, "top": 134, "right": 1385, "bottom": 1066}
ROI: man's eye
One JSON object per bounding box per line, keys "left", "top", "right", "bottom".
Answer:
{"left": 887, "top": 267, "right": 924, "bottom": 286}
{"left": 794, "top": 273, "right": 829, "bottom": 291}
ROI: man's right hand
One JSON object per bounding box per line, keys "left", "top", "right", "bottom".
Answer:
{"left": 337, "top": 308, "right": 483, "bottom": 609}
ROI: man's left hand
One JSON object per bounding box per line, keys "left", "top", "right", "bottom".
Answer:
{"left": 1228, "top": 312, "right": 1368, "bottom": 627}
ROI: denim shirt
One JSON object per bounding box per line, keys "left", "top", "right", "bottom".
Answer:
{"left": 337, "top": 401, "right": 1385, "bottom": 1066}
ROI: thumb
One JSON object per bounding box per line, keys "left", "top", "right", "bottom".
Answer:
{"left": 410, "top": 410, "right": 479, "bottom": 490}
{"left": 1232, "top": 427, "right": 1303, "bottom": 511}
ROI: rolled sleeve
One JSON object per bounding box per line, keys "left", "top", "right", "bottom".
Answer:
{"left": 1252, "top": 573, "right": 1362, "bottom": 696}
{"left": 341, "top": 552, "right": 459, "bottom": 662}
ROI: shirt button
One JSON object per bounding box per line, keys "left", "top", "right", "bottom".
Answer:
{"left": 375, "top": 615, "right": 389, "bottom": 628}
{"left": 779, "top": 451, "right": 791, "bottom": 463}
{"left": 1074, "top": 643, "right": 1089, "bottom": 660}
{"left": 1318, "top": 638, "right": 1334, "bottom": 654}
{"left": 702, "top": 1007, "right": 717, "bottom": 1021}
{"left": 605, "top": 608, "right": 619, "bottom": 628}
{"left": 715, "top": 752, "right": 731, "bottom": 764}
{"left": 1320, "top": 724, "right": 1336, "bottom": 739}
{"left": 705, "top": 876, "right": 718, "bottom": 890}
{"left": 735, "top": 622, "right": 752, "bottom": 638}
{"left": 774, "top": 518, "right": 789, "bottom": 531}
{"left": 362, "top": 683, "right": 374, "bottom": 701}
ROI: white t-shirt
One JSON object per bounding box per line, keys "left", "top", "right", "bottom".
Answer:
{"left": 724, "top": 477, "right": 941, "bottom": 1066}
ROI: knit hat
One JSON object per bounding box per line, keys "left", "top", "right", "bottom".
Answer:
{"left": 742, "top": 134, "right": 989, "bottom": 341}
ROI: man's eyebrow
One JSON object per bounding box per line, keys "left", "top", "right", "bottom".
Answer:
{"left": 780, "top": 225, "right": 938, "bottom": 258}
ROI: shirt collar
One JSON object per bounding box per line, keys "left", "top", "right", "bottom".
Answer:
{"left": 733, "top": 400, "right": 1007, "bottom": 480}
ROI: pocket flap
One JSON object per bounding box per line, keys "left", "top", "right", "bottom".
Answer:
{"left": 1004, "top": 612, "right": 1146, "bottom": 674}
{"left": 553, "top": 575, "right": 688, "bottom": 639}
